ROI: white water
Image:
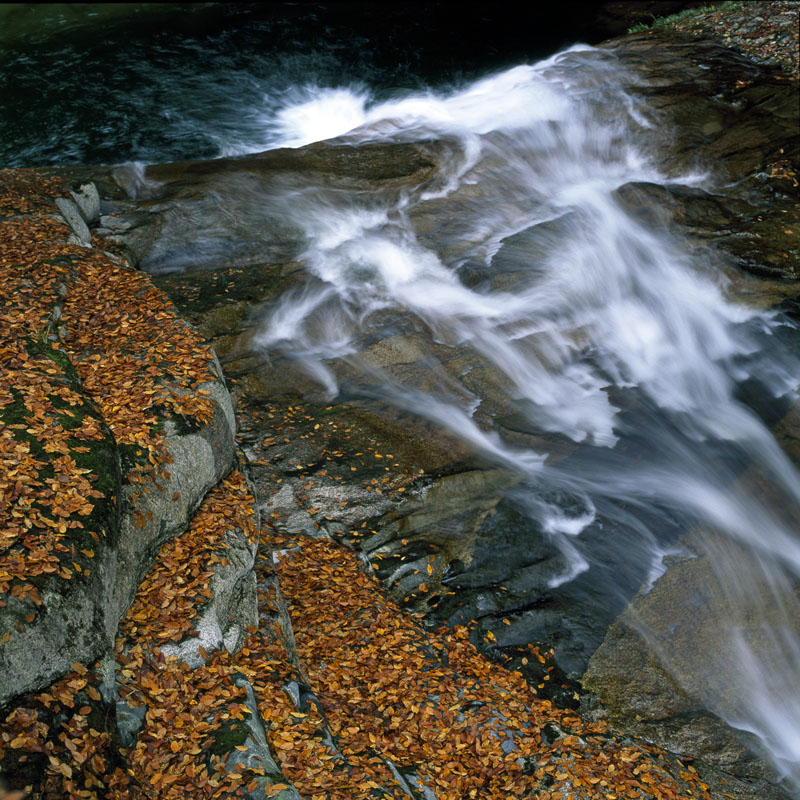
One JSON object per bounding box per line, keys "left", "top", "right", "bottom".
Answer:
{"left": 252, "top": 45, "right": 800, "bottom": 787}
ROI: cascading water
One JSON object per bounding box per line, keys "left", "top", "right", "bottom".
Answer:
{"left": 250, "top": 45, "right": 800, "bottom": 787}
{"left": 3, "top": 2, "right": 797, "bottom": 795}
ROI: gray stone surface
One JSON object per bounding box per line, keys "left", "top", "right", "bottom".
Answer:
{"left": 115, "top": 701, "right": 146, "bottom": 748}
{"left": 0, "top": 333, "right": 120, "bottom": 707}
{"left": 583, "top": 533, "right": 800, "bottom": 792}
{"left": 362, "top": 469, "right": 519, "bottom": 602}
{"left": 55, "top": 196, "right": 91, "bottom": 246}
{"left": 70, "top": 182, "right": 100, "bottom": 224}
{"left": 102, "top": 141, "right": 454, "bottom": 273}
{"left": 160, "top": 517, "right": 259, "bottom": 667}
{"left": 225, "top": 677, "right": 303, "bottom": 800}
{"left": 0, "top": 551, "right": 117, "bottom": 708}
{"left": 0, "top": 362, "right": 236, "bottom": 708}
{"left": 111, "top": 371, "right": 236, "bottom": 622}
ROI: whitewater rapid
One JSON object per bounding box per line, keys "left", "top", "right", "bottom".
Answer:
{"left": 248, "top": 45, "right": 800, "bottom": 786}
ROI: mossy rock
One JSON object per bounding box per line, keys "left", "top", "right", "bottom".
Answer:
{"left": 0, "top": 339, "right": 121, "bottom": 706}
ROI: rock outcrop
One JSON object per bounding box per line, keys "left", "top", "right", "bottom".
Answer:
{"left": 0, "top": 183, "right": 237, "bottom": 706}
{"left": 1, "top": 172, "right": 305, "bottom": 798}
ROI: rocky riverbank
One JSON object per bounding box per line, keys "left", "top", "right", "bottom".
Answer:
{"left": 627, "top": 1, "right": 799, "bottom": 78}
{"left": 1, "top": 7, "right": 799, "bottom": 800}
{"left": 0, "top": 171, "right": 736, "bottom": 800}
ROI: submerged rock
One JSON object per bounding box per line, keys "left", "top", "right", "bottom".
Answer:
{"left": 103, "top": 140, "right": 455, "bottom": 273}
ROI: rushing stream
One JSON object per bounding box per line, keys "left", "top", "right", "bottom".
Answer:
{"left": 249, "top": 48, "right": 800, "bottom": 786}
{"left": 3, "top": 3, "right": 799, "bottom": 791}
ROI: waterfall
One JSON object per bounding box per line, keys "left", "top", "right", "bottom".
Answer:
{"left": 252, "top": 45, "right": 800, "bottom": 785}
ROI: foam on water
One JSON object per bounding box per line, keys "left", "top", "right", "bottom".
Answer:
{"left": 251, "top": 46, "right": 800, "bottom": 787}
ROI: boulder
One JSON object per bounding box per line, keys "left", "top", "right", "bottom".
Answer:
{"left": 0, "top": 379, "right": 119, "bottom": 707}
{"left": 69, "top": 182, "right": 100, "bottom": 224}
{"left": 608, "top": 33, "right": 799, "bottom": 280}
{"left": 111, "top": 360, "right": 236, "bottom": 623}
{"left": 54, "top": 196, "right": 91, "bottom": 247}
{"left": 0, "top": 347, "right": 236, "bottom": 708}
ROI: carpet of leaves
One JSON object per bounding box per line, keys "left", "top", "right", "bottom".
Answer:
{"left": 0, "top": 471, "right": 275, "bottom": 800}
{"left": 268, "top": 532, "right": 711, "bottom": 800}
{"left": 59, "top": 252, "right": 217, "bottom": 457}
{"left": 1, "top": 167, "right": 218, "bottom": 602}
{"left": 109, "top": 469, "right": 271, "bottom": 800}
{"left": 0, "top": 169, "right": 232, "bottom": 798}
{"left": 1, "top": 173, "right": 110, "bottom": 599}
{"left": 117, "top": 469, "right": 258, "bottom": 650}
{"left": 0, "top": 663, "right": 114, "bottom": 799}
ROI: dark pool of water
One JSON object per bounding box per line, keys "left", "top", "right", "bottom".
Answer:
{"left": 0, "top": 2, "right": 609, "bottom": 168}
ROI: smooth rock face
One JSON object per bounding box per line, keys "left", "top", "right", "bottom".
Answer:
{"left": 583, "top": 544, "right": 800, "bottom": 795}
{"left": 362, "top": 469, "right": 519, "bottom": 599}
{"left": 608, "top": 33, "right": 799, "bottom": 281}
{"left": 0, "top": 556, "right": 115, "bottom": 707}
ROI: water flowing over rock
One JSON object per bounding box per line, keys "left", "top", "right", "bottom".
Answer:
{"left": 6, "top": 21, "right": 796, "bottom": 798}
{"left": 131, "top": 29, "right": 800, "bottom": 795}
{"left": 104, "top": 141, "right": 454, "bottom": 274}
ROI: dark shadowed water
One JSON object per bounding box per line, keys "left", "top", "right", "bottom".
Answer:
{"left": 0, "top": 1, "right": 607, "bottom": 167}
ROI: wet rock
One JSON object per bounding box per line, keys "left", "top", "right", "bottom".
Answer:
{"left": 608, "top": 32, "right": 799, "bottom": 280}
{"left": 362, "top": 468, "right": 520, "bottom": 606}
{"left": 106, "top": 141, "right": 452, "bottom": 273}
{"left": 583, "top": 534, "right": 800, "bottom": 792}
{"left": 613, "top": 181, "right": 800, "bottom": 280}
